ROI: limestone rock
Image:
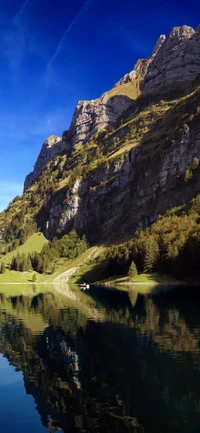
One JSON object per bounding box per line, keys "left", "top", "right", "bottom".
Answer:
{"left": 114, "top": 34, "right": 166, "bottom": 87}
{"left": 24, "top": 93, "right": 134, "bottom": 191}
{"left": 134, "top": 58, "right": 150, "bottom": 78}
{"left": 114, "top": 70, "right": 138, "bottom": 87}
{"left": 24, "top": 24, "right": 200, "bottom": 195}
{"left": 143, "top": 26, "right": 200, "bottom": 92}
{"left": 67, "top": 93, "right": 133, "bottom": 148}
{"left": 151, "top": 34, "right": 166, "bottom": 57}
{"left": 40, "top": 115, "right": 200, "bottom": 242}
{"left": 24, "top": 135, "right": 62, "bottom": 191}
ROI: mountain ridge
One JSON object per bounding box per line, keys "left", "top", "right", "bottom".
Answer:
{"left": 24, "top": 24, "right": 200, "bottom": 192}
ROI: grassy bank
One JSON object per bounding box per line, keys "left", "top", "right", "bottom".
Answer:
{"left": 97, "top": 272, "right": 180, "bottom": 286}
{"left": 0, "top": 269, "right": 48, "bottom": 283}
{"left": 0, "top": 242, "right": 182, "bottom": 286}
{"left": 0, "top": 245, "right": 100, "bottom": 284}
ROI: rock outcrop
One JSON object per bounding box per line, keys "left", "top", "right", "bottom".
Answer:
{"left": 24, "top": 95, "right": 134, "bottom": 191}
{"left": 114, "top": 69, "right": 138, "bottom": 87}
{"left": 114, "top": 34, "right": 166, "bottom": 87}
{"left": 143, "top": 26, "right": 200, "bottom": 92}
{"left": 66, "top": 93, "right": 133, "bottom": 148}
{"left": 115, "top": 25, "right": 200, "bottom": 94}
{"left": 24, "top": 135, "right": 62, "bottom": 191}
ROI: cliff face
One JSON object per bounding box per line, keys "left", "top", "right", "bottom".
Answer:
{"left": 37, "top": 95, "right": 200, "bottom": 242}
{"left": 143, "top": 26, "right": 200, "bottom": 92}
{"left": 24, "top": 33, "right": 168, "bottom": 192}
{"left": 8, "top": 23, "right": 200, "bottom": 244}
{"left": 115, "top": 25, "right": 200, "bottom": 94}
{"left": 24, "top": 93, "right": 138, "bottom": 191}
{"left": 24, "top": 24, "right": 200, "bottom": 193}
{"left": 114, "top": 34, "right": 166, "bottom": 87}
{"left": 66, "top": 93, "right": 133, "bottom": 148}
{"left": 24, "top": 135, "right": 62, "bottom": 191}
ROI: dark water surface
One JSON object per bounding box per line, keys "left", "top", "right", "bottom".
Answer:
{"left": 0, "top": 283, "right": 200, "bottom": 433}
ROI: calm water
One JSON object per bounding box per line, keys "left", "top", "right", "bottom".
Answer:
{"left": 0, "top": 283, "right": 200, "bottom": 432}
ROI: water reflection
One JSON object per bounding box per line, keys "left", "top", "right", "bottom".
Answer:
{"left": 0, "top": 283, "right": 200, "bottom": 432}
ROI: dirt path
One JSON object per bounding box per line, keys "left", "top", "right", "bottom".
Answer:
{"left": 53, "top": 246, "right": 99, "bottom": 283}
{"left": 54, "top": 266, "right": 78, "bottom": 283}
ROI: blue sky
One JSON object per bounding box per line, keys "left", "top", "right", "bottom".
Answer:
{"left": 0, "top": 0, "right": 199, "bottom": 210}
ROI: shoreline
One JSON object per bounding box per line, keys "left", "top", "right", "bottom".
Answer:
{"left": 97, "top": 280, "right": 200, "bottom": 287}
{"left": 0, "top": 280, "right": 199, "bottom": 286}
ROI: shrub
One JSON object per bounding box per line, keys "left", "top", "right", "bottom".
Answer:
{"left": 192, "top": 157, "right": 199, "bottom": 170}
{"left": 184, "top": 168, "right": 193, "bottom": 182}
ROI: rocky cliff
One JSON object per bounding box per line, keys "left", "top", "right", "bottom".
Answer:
{"left": 143, "top": 25, "right": 200, "bottom": 92}
{"left": 114, "top": 34, "right": 166, "bottom": 87}
{"left": 115, "top": 25, "right": 200, "bottom": 93}
{"left": 25, "top": 24, "right": 200, "bottom": 192}
{"left": 3, "top": 23, "right": 200, "bottom": 246}
{"left": 24, "top": 32, "right": 168, "bottom": 192}
{"left": 66, "top": 93, "right": 134, "bottom": 148}
{"left": 24, "top": 92, "right": 139, "bottom": 191}
{"left": 36, "top": 84, "right": 200, "bottom": 242}
{"left": 24, "top": 135, "right": 62, "bottom": 191}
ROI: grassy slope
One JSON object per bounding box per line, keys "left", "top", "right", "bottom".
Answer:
{"left": 47, "top": 246, "right": 101, "bottom": 282}
{"left": 0, "top": 233, "right": 48, "bottom": 283}
{"left": 2, "top": 233, "right": 48, "bottom": 265}
{"left": 105, "top": 79, "right": 142, "bottom": 99}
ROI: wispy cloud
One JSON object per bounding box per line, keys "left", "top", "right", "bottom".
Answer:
{"left": 14, "top": 0, "right": 39, "bottom": 21}
{"left": 3, "top": 24, "right": 25, "bottom": 78}
{"left": 46, "top": 0, "right": 92, "bottom": 71}
{"left": 3, "top": 0, "right": 41, "bottom": 79}
{"left": 14, "top": 0, "right": 31, "bottom": 20}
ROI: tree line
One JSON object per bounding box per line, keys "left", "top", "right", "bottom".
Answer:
{"left": 9, "top": 231, "right": 88, "bottom": 274}
{"left": 105, "top": 195, "right": 200, "bottom": 280}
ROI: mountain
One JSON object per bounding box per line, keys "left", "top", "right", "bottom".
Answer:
{"left": 1, "top": 24, "right": 200, "bottom": 251}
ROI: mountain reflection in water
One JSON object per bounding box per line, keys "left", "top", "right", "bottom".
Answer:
{"left": 0, "top": 283, "right": 200, "bottom": 432}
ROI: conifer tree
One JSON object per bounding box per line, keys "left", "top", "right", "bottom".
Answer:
{"left": 128, "top": 261, "right": 138, "bottom": 280}
{"left": 143, "top": 238, "right": 159, "bottom": 273}
{"left": 0, "top": 262, "right": 6, "bottom": 274}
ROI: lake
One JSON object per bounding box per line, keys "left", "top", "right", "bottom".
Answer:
{"left": 0, "top": 282, "right": 200, "bottom": 432}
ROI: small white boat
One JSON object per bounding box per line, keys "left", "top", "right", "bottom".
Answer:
{"left": 80, "top": 283, "right": 90, "bottom": 290}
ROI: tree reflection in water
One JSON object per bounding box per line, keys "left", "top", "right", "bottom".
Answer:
{"left": 0, "top": 283, "right": 200, "bottom": 432}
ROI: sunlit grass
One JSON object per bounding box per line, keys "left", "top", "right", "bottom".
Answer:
{"left": 99, "top": 272, "right": 179, "bottom": 285}
{"left": 0, "top": 269, "right": 47, "bottom": 283}
{"left": 2, "top": 233, "right": 48, "bottom": 265}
